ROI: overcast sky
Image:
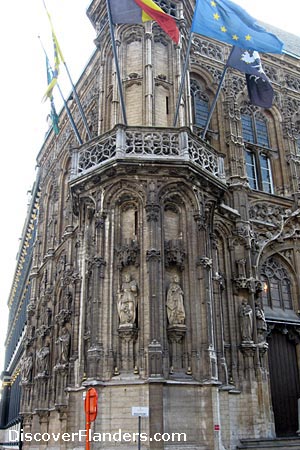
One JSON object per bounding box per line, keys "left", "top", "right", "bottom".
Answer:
{"left": 0, "top": 0, "right": 299, "bottom": 372}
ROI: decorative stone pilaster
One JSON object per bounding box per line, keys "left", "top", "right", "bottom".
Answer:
{"left": 54, "top": 363, "right": 69, "bottom": 405}
{"left": 167, "top": 324, "right": 187, "bottom": 373}
{"left": 86, "top": 345, "right": 104, "bottom": 379}
{"left": 118, "top": 324, "right": 138, "bottom": 371}
{"left": 148, "top": 339, "right": 163, "bottom": 378}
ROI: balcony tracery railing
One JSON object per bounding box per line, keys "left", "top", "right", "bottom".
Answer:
{"left": 71, "top": 125, "right": 225, "bottom": 180}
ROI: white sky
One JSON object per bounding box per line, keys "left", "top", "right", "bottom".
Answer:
{"left": 0, "top": 0, "right": 299, "bottom": 372}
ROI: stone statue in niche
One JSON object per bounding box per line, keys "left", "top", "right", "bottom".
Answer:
{"left": 36, "top": 344, "right": 50, "bottom": 375}
{"left": 117, "top": 274, "right": 138, "bottom": 326}
{"left": 236, "top": 258, "right": 247, "bottom": 278}
{"left": 57, "top": 326, "right": 71, "bottom": 363}
{"left": 239, "top": 299, "right": 253, "bottom": 342}
{"left": 166, "top": 275, "right": 185, "bottom": 325}
{"left": 255, "top": 301, "right": 267, "bottom": 344}
{"left": 21, "top": 353, "right": 33, "bottom": 382}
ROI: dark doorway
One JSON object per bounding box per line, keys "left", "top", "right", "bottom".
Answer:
{"left": 268, "top": 328, "right": 300, "bottom": 436}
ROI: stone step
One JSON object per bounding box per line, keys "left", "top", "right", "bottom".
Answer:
{"left": 237, "top": 437, "right": 300, "bottom": 449}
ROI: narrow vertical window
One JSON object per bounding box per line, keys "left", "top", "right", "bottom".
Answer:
{"left": 260, "top": 154, "right": 273, "bottom": 193}
{"left": 245, "top": 150, "right": 258, "bottom": 190}
{"left": 256, "top": 119, "right": 269, "bottom": 147}
{"left": 194, "top": 96, "right": 209, "bottom": 128}
{"left": 242, "top": 110, "right": 273, "bottom": 193}
{"left": 241, "top": 115, "right": 255, "bottom": 143}
{"left": 190, "top": 79, "right": 209, "bottom": 130}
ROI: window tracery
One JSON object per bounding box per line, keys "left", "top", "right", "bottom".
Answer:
{"left": 261, "top": 257, "right": 292, "bottom": 311}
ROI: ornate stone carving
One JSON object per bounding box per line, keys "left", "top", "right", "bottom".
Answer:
{"left": 191, "top": 36, "right": 224, "bottom": 62}
{"left": 146, "top": 249, "right": 161, "bottom": 261}
{"left": 196, "top": 256, "right": 212, "bottom": 269}
{"left": 167, "top": 324, "right": 187, "bottom": 342}
{"left": 36, "top": 345, "right": 50, "bottom": 376}
{"left": 21, "top": 353, "right": 33, "bottom": 383}
{"left": 55, "top": 309, "right": 72, "bottom": 326}
{"left": 164, "top": 240, "right": 186, "bottom": 270}
{"left": 233, "top": 277, "right": 262, "bottom": 294}
{"left": 94, "top": 256, "right": 107, "bottom": 278}
{"left": 145, "top": 203, "right": 160, "bottom": 221}
{"left": 56, "top": 326, "right": 71, "bottom": 365}
{"left": 116, "top": 240, "right": 140, "bottom": 269}
{"left": 27, "top": 301, "right": 36, "bottom": 317}
{"left": 249, "top": 202, "right": 288, "bottom": 227}
{"left": 166, "top": 275, "right": 185, "bottom": 325}
{"left": 117, "top": 274, "right": 138, "bottom": 326}
{"left": 255, "top": 302, "right": 268, "bottom": 345}
{"left": 239, "top": 300, "right": 253, "bottom": 343}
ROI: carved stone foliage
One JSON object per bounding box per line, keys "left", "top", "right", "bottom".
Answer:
{"left": 233, "top": 277, "right": 263, "bottom": 294}
{"left": 164, "top": 240, "right": 186, "bottom": 270}
{"left": 196, "top": 256, "right": 212, "bottom": 269}
{"left": 146, "top": 249, "right": 161, "bottom": 261}
{"left": 55, "top": 309, "right": 72, "bottom": 326}
{"left": 282, "top": 96, "right": 300, "bottom": 118}
{"left": 191, "top": 36, "right": 224, "bottom": 62}
{"left": 223, "top": 74, "right": 245, "bottom": 97}
{"left": 249, "top": 202, "right": 288, "bottom": 227}
{"left": 285, "top": 74, "right": 300, "bottom": 92}
{"left": 250, "top": 204, "right": 300, "bottom": 255}
{"left": 86, "top": 255, "right": 107, "bottom": 278}
{"left": 116, "top": 240, "right": 140, "bottom": 269}
{"left": 264, "top": 65, "right": 280, "bottom": 84}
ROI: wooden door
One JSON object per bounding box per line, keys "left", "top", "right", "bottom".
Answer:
{"left": 268, "top": 329, "right": 300, "bottom": 437}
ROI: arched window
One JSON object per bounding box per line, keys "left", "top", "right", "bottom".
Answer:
{"left": 241, "top": 108, "right": 273, "bottom": 193}
{"left": 241, "top": 113, "right": 270, "bottom": 147}
{"left": 190, "top": 79, "right": 209, "bottom": 129}
{"left": 261, "top": 257, "right": 292, "bottom": 311}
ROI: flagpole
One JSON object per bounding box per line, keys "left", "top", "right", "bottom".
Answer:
{"left": 202, "top": 46, "right": 235, "bottom": 140}
{"left": 63, "top": 61, "right": 93, "bottom": 141}
{"left": 173, "top": 33, "right": 193, "bottom": 127}
{"left": 42, "top": 0, "right": 92, "bottom": 141}
{"left": 56, "top": 83, "right": 83, "bottom": 145}
{"left": 39, "top": 37, "right": 83, "bottom": 145}
{"left": 106, "top": 0, "right": 128, "bottom": 126}
{"left": 201, "top": 67, "right": 227, "bottom": 140}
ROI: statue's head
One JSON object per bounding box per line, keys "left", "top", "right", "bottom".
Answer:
{"left": 123, "top": 273, "right": 131, "bottom": 282}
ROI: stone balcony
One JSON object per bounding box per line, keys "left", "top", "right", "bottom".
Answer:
{"left": 70, "top": 124, "right": 226, "bottom": 183}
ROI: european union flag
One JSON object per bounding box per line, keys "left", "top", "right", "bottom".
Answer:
{"left": 191, "top": 0, "right": 284, "bottom": 54}
{"left": 227, "top": 46, "right": 274, "bottom": 108}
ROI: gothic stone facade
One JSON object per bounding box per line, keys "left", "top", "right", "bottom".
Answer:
{"left": 1, "top": 0, "right": 300, "bottom": 449}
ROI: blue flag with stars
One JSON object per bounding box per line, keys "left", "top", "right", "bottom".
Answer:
{"left": 191, "top": 0, "right": 284, "bottom": 54}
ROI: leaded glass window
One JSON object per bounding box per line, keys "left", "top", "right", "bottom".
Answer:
{"left": 261, "top": 258, "right": 292, "bottom": 311}
{"left": 190, "top": 79, "right": 209, "bottom": 129}
{"left": 245, "top": 150, "right": 258, "bottom": 190}
{"left": 241, "top": 109, "right": 273, "bottom": 193}
{"left": 241, "top": 113, "right": 269, "bottom": 147}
